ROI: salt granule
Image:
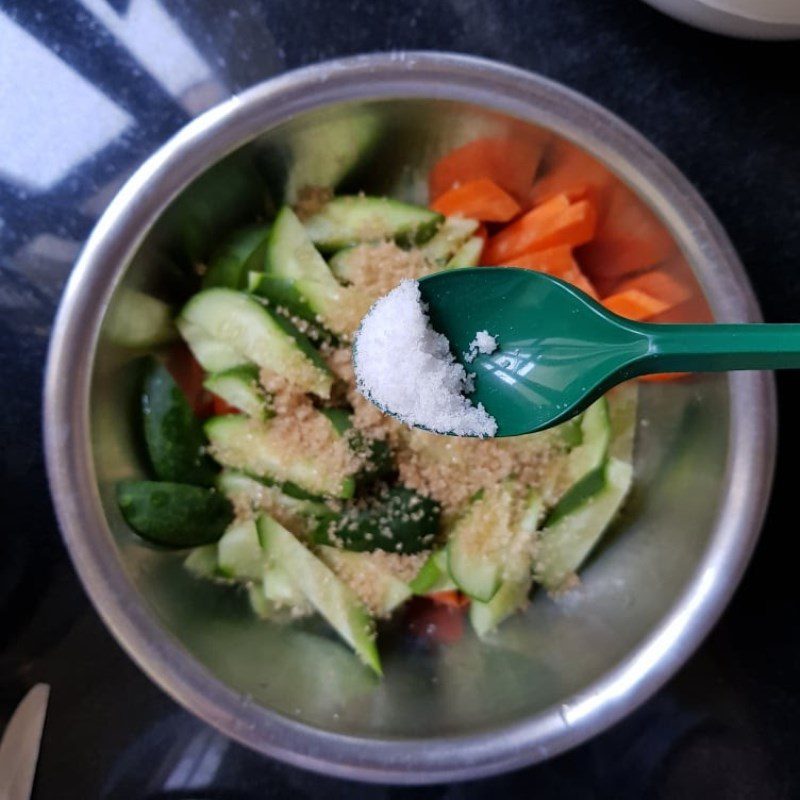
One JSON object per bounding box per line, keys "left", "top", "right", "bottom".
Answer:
{"left": 464, "top": 330, "right": 498, "bottom": 363}
{"left": 354, "top": 280, "right": 498, "bottom": 438}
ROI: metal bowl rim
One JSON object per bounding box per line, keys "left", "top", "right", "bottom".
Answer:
{"left": 43, "top": 51, "right": 776, "bottom": 784}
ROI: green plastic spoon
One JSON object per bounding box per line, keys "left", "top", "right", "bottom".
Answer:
{"left": 417, "top": 267, "right": 793, "bottom": 437}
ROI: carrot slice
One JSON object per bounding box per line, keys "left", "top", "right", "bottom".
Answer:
{"left": 406, "top": 598, "right": 466, "bottom": 645}
{"left": 505, "top": 246, "right": 598, "bottom": 299}
{"left": 431, "top": 178, "right": 521, "bottom": 222}
{"left": 578, "top": 186, "right": 673, "bottom": 280}
{"left": 211, "top": 394, "right": 241, "bottom": 416}
{"left": 165, "top": 343, "right": 213, "bottom": 418}
{"left": 639, "top": 372, "right": 690, "bottom": 383}
{"left": 484, "top": 195, "right": 597, "bottom": 264}
{"left": 529, "top": 139, "right": 613, "bottom": 210}
{"left": 612, "top": 267, "right": 693, "bottom": 308}
{"left": 429, "top": 136, "right": 544, "bottom": 203}
{"left": 603, "top": 289, "right": 670, "bottom": 320}
{"left": 429, "top": 590, "right": 471, "bottom": 609}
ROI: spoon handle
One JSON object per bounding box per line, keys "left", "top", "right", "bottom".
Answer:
{"left": 634, "top": 322, "right": 800, "bottom": 373}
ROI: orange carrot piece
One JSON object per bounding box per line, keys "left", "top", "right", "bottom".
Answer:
{"left": 429, "top": 590, "right": 471, "bottom": 609}
{"left": 484, "top": 195, "right": 597, "bottom": 264}
{"left": 165, "top": 344, "right": 213, "bottom": 418}
{"left": 431, "top": 178, "right": 521, "bottom": 222}
{"left": 603, "top": 289, "right": 670, "bottom": 320}
{"left": 528, "top": 139, "right": 613, "bottom": 210}
{"left": 429, "top": 136, "right": 544, "bottom": 203}
{"left": 504, "top": 246, "right": 598, "bottom": 298}
{"left": 578, "top": 186, "right": 673, "bottom": 280}
{"left": 639, "top": 372, "right": 691, "bottom": 383}
{"left": 474, "top": 223, "right": 489, "bottom": 243}
{"left": 211, "top": 394, "right": 240, "bottom": 416}
{"left": 611, "top": 266, "right": 693, "bottom": 308}
{"left": 406, "top": 598, "right": 466, "bottom": 645}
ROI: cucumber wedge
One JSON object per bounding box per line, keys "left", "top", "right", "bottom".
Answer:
{"left": 469, "top": 490, "right": 542, "bottom": 637}
{"left": 203, "top": 225, "right": 271, "bottom": 290}
{"left": 284, "top": 109, "right": 380, "bottom": 203}
{"left": 117, "top": 480, "right": 233, "bottom": 547}
{"left": 608, "top": 381, "right": 639, "bottom": 465}
{"left": 408, "top": 549, "right": 456, "bottom": 595}
{"left": 205, "top": 414, "right": 356, "bottom": 500}
{"left": 203, "top": 365, "right": 272, "bottom": 420}
{"left": 262, "top": 561, "right": 314, "bottom": 615}
{"left": 536, "top": 458, "right": 633, "bottom": 592}
{"left": 177, "top": 288, "right": 332, "bottom": 397}
{"left": 420, "top": 216, "right": 479, "bottom": 265}
{"left": 447, "top": 484, "right": 518, "bottom": 602}
{"left": 257, "top": 515, "right": 381, "bottom": 673}
{"left": 317, "top": 545, "right": 412, "bottom": 617}
{"left": 142, "top": 359, "right": 217, "bottom": 486}
{"left": 312, "top": 486, "right": 439, "bottom": 553}
{"left": 174, "top": 318, "right": 244, "bottom": 372}
{"left": 184, "top": 544, "right": 229, "bottom": 581}
{"left": 446, "top": 235, "right": 485, "bottom": 269}
{"left": 304, "top": 196, "right": 443, "bottom": 252}
{"left": 104, "top": 288, "right": 176, "bottom": 349}
{"left": 217, "top": 519, "right": 263, "bottom": 581}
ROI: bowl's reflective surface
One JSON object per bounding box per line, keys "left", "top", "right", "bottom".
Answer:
{"left": 47, "top": 54, "right": 773, "bottom": 782}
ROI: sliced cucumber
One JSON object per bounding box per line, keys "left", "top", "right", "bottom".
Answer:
{"left": 217, "top": 519, "right": 263, "bottom": 581}
{"left": 312, "top": 486, "right": 439, "bottom": 554}
{"left": 142, "top": 359, "right": 217, "bottom": 486}
{"left": 317, "top": 545, "right": 412, "bottom": 617}
{"left": 216, "top": 469, "right": 332, "bottom": 532}
{"left": 177, "top": 288, "right": 332, "bottom": 397}
{"left": 257, "top": 515, "right": 381, "bottom": 673}
{"left": 304, "top": 196, "right": 443, "bottom": 252}
{"left": 203, "top": 365, "right": 272, "bottom": 420}
{"left": 205, "top": 414, "right": 356, "bottom": 499}
{"left": 408, "top": 549, "right": 456, "bottom": 595}
{"left": 104, "top": 288, "right": 176, "bottom": 349}
{"left": 328, "top": 245, "right": 363, "bottom": 285}
{"left": 447, "top": 484, "right": 515, "bottom": 602}
{"left": 262, "top": 561, "right": 314, "bottom": 615}
{"left": 175, "top": 318, "right": 244, "bottom": 372}
{"left": 446, "top": 235, "right": 484, "bottom": 269}
{"left": 257, "top": 207, "right": 370, "bottom": 336}
{"left": 420, "top": 216, "right": 479, "bottom": 265}
{"left": 536, "top": 458, "right": 633, "bottom": 592}
{"left": 117, "top": 480, "right": 233, "bottom": 547}
{"left": 202, "top": 225, "right": 271, "bottom": 290}
{"left": 469, "top": 489, "right": 542, "bottom": 637}
{"left": 608, "top": 381, "right": 639, "bottom": 465}
{"left": 284, "top": 109, "right": 380, "bottom": 203}
{"left": 184, "top": 544, "right": 227, "bottom": 581}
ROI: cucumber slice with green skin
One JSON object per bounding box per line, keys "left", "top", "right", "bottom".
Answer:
{"left": 203, "top": 365, "right": 272, "bottom": 420}
{"left": 257, "top": 515, "right": 381, "bottom": 674}
{"left": 304, "top": 196, "right": 443, "bottom": 252}
{"left": 184, "top": 544, "right": 231, "bottom": 582}
{"left": 176, "top": 318, "right": 244, "bottom": 372}
{"left": 177, "top": 288, "right": 332, "bottom": 398}
{"left": 142, "top": 359, "right": 217, "bottom": 486}
{"left": 217, "top": 519, "right": 263, "bottom": 581}
{"left": 408, "top": 549, "right": 456, "bottom": 595}
{"left": 608, "top": 381, "right": 638, "bottom": 465}
{"left": 262, "top": 561, "right": 314, "bottom": 615}
{"left": 312, "top": 486, "right": 440, "bottom": 554}
{"left": 284, "top": 110, "right": 380, "bottom": 203}
{"left": 202, "top": 225, "right": 271, "bottom": 290}
{"left": 258, "top": 207, "right": 370, "bottom": 336}
{"left": 216, "top": 469, "right": 332, "bottom": 528}
{"left": 247, "top": 582, "right": 274, "bottom": 619}
{"left": 328, "top": 245, "right": 362, "bottom": 285}
{"left": 319, "top": 408, "right": 395, "bottom": 486}
{"left": 447, "top": 482, "right": 536, "bottom": 603}
{"left": 317, "top": 545, "right": 412, "bottom": 617}
{"left": 205, "top": 414, "right": 356, "bottom": 500}
{"left": 536, "top": 458, "right": 633, "bottom": 592}
{"left": 468, "top": 490, "right": 542, "bottom": 637}
{"left": 104, "top": 288, "right": 176, "bottom": 349}
{"left": 117, "top": 480, "right": 233, "bottom": 547}
{"left": 420, "top": 216, "right": 479, "bottom": 265}
{"left": 446, "top": 235, "right": 485, "bottom": 269}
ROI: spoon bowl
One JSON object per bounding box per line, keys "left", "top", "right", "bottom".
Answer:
{"left": 419, "top": 267, "right": 800, "bottom": 436}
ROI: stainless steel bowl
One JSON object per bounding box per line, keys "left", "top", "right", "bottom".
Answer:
{"left": 44, "top": 53, "right": 775, "bottom": 783}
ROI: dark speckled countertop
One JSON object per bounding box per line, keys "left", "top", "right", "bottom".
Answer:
{"left": 1, "top": 1, "right": 799, "bottom": 798}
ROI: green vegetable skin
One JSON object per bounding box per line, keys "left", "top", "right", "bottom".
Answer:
{"left": 312, "top": 486, "right": 440, "bottom": 554}
{"left": 258, "top": 515, "right": 381, "bottom": 674}
{"left": 117, "top": 481, "right": 233, "bottom": 547}
{"left": 142, "top": 359, "right": 217, "bottom": 486}
{"left": 203, "top": 365, "right": 272, "bottom": 419}
{"left": 202, "top": 225, "right": 271, "bottom": 290}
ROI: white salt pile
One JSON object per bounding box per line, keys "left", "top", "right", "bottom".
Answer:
{"left": 464, "top": 330, "right": 498, "bottom": 363}
{"left": 354, "top": 280, "right": 498, "bottom": 438}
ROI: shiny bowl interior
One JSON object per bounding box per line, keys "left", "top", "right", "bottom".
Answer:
{"left": 45, "top": 53, "right": 775, "bottom": 783}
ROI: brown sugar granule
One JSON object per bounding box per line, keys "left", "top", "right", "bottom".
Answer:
{"left": 293, "top": 185, "right": 334, "bottom": 221}
{"left": 340, "top": 241, "right": 432, "bottom": 300}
